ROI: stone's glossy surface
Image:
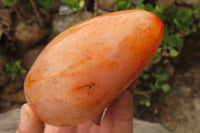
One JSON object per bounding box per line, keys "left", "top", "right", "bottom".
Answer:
{"left": 24, "top": 10, "right": 164, "bottom": 126}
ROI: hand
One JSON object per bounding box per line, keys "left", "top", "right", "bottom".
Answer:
{"left": 16, "top": 81, "right": 137, "bottom": 133}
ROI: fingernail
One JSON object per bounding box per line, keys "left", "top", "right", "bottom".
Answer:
{"left": 19, "top": 104, "right": 31, "bottom": 131}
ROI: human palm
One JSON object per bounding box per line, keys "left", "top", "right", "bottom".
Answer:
{"left": 16, "top": 89, "right": 134, "bottom": 133}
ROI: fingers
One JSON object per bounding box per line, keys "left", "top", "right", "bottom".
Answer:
{"left": 16, "top": 104, "right": 44, "bottom": 133}
{"left": 44, "top": 125, "right": 76, "bottom": 133}
{"left": 100, "top": 90, "right": 133, "bottom": 133}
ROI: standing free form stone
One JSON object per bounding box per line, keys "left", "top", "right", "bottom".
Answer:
{"left": 24, "top": 10, "right": 164, "bottom": 126}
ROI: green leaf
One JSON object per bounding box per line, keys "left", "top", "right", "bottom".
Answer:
{"left": 168, "top": 34, "right": 183, "bottom": 48}
{"left": 169, "top": 48, "right": 178, "bottom": 57}
{"left": 1, "top": 0, "right": 18, "bottom": 7}
{"left": 155, "top": 80, "right": 165, "bottom": 87}
{"left": 5, "top": 62, "right": 18, "bottom": 72}
{"left": 194, "top": 4, "right": 200, "bottom": 19}
{"left": 62, "top": 0, "right": 70, "bottom": 6}
{"left": 161, "top": 26, "right": 169, "bottom": 47}
{"left": 79, "top": 0, "right": 85, "bottom": 9}
{"left": 191, "top": 27, "right": 197, "bottom": 32}
{"left": 155, "top": 66, "right": 163, "bottom": 74}
{"left": 116, "top": 1, "right": 127, "bottom": 10}
{"left": 150, "top": 84, "right": 158, "bottom": 91}
{"left": 139, "top": 97, "right": 151, "bottom": 107}
{"left": 116, "top": 0, "right": 132, "bottom": 10}
{"left": 21, "top": 69, "right": 27, "bottom": 74}
{"left": 173, "top": 9, "right": 193, "bottom": 33}
{"left": 62, "top": 0, "right": 84, "bottom": 11}
{"left": 162, "top": 84, "right": 170, "bottom": 92}
{"left": 36, "top": 0, "right": 54, "bottom": 13}
{"left": 15, "top": 60, "right": 22, "bottom": 68}
{"left": 155, "top": 5, "right": 164, "bottom": 14}
{"left": 145, "top": 3, "right": 154, "bottom": 11}
{"left": 157, "top": 73, "right": 168, "bottom": 81}
{"left": 70, "top": 0, "right": 80, "bottom": 9}
{"left": 5, "top": 60, "right": 26, "bottom": 78}
{"left": 143, "top": 74, "right": 149, "bottom": 79}
{"left": 136, "top": 2, "right": 145, "bottom": 10}
{"left": 140, "top": 70, "right": 149, "bottom": 79}
{"left": 165, "top": 5, "right": 178, "bottom": 18}
{"left": 145, "top": 100, "right": 151, "bottom": 107}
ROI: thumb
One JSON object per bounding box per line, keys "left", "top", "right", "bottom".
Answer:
{"left": 16, "top": 104, "right": 44, "bottom": 133}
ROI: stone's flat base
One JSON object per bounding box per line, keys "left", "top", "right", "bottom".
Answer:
{"left": 0, "top": 108, "right": 171, "bottom": 133}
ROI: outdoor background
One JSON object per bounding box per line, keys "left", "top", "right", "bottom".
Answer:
{"left": 0, "top": 0, "right": 200, "bottom": 132}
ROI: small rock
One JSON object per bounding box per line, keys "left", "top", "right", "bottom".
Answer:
{"left": 98, "top": 0, "right": 116, "bottom": 11}
{"left": 14, "top": 22, "right": 48, "bottom": 49}
{"left": 59, "top": 5, "right": 73, "bottom": 15}
{"left": 0, "top": 71, "right": 9, "bottom": 88}
{"left": 155, "top": 0, "right": 175, "bottom": 7}
{"left": 176, "top": 0, "right": 200, "bottom": 5}
{"left": 166, "top": 64, "right": 175, "bottom": 78}
{"left": 3, "top": 77, "right": 24, "bottom": 94}
{"left": 23, "top": 45, "right": 45, "bottom": 69}
{"left": 1, "top": 90, "right": 26, "bottom": 103}
{"left": 52, "top": 11, "right": 94, "bottom": 33}
{"left": 133, "top": 118, "right": 171, "bottom": 133}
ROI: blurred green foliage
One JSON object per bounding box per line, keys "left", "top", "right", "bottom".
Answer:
{"left": 150, "top": 66, "right": 169, "bottom": 92}
{"left": 116, "top": 0, "right": 132, "bottom": 10}
{"left": 62, "top": 0, "right": 85, "bottom": 12}
{"left": 194, "top": 4, "right": 200, "bottom": 19}
{"left": 5, "top": 60, "right": 26, "bottom": 78}
{"left": 1, "top": 0, "right": 54, "bottom": 14}
{"left": 1, "top": 0, "right": 18, "bottom": 7}
{"left": 139, "top": 97, "right": 151, "bottom": 107}
{"left": 36, "top": 0, "right": 55, "bottom": 14}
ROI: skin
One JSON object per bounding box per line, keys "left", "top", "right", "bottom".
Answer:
{"left": 24, "top": 10, "right": 164, "bottom": 126}
{"left": 16, "top": 80, "right": 137, "bottom": 133}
